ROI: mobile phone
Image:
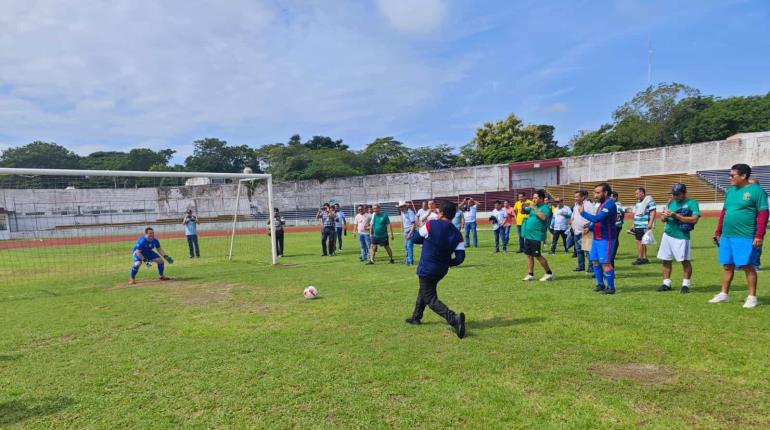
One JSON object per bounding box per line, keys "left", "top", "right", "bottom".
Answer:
{"left": 713, "top": 237, "right": 720, "bottom": 247}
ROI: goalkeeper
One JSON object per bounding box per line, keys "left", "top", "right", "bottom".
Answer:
{"left": 129, "top": 227, "right": 174, "bottom": 285}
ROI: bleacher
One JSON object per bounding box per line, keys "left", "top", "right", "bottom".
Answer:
{"left": 545, "top": 174, "right": 724, "bottom": 205}
{"left": 698, "top": 165, "right": 770, "bottom": 196}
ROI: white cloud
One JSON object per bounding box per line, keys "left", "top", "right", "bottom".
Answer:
{"left": 376, "top": 0, "right": 448, "bottom": 34}
{"left": 0, "top": 0, "right": 469, "bottom": 155}
{"left": 544, "top": 102, "right": 570, "bottom": 113}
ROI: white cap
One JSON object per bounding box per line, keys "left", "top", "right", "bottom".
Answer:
{"left": 397, "top": 200, "right": 408, "bottom": 207}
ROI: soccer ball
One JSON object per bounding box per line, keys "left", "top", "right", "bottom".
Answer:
{"left": 303, "top": 286, "right": 318, "bottom": 299}
{"left": 243, "top": 167, "right": 253, "bottom": 174}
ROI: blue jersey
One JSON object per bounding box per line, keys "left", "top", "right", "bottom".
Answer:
{"left": 415, "top": 219, "right": 465, "bottom": 280}
{"left": 581, "top": 199, "right": 618, "bottom": 241}
{"left": 133, "top": 236, "right": 161, "bottom": 255}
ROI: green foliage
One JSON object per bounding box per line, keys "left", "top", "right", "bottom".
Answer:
{"left": 459, "top": 114, "right": 568, "bottom": 164}
{"left": 0, "top": 141, "right": 81, "bottom": 169}
{"left": 184, "top": 138, "right": 260, "bottom": 173}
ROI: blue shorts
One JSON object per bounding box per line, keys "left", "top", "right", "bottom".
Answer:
{"left": 718, "top": 237, "right": 757, "bottom": 267}
{"left": 589, "top": 239, "right": 615, "bottom": 264}
{"left": 134, "top": 250, "right": 160, "bottom": 262}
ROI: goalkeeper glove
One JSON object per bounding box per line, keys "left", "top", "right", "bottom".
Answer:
{"left": 164, "top": 255, "right": 174, "bottom": 264}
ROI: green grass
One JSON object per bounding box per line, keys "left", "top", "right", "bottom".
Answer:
{"left": 1, "top": 218, "right": 769, "bottom": 429}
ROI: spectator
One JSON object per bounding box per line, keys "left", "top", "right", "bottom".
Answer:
{"left": 749, "top": 178, "right": 763, "bottom": 271}
{"left": 490, "top": 200, "right": 507, "bottom": 253}
{"left": 354, "top": 205, "right": 372, "bottom": 262}
{"left": 461, "top": 197, "right": 479, "bottom": 248}
{"left": 452, "top": 198, "right": 464, "bottom": 230}
{"left": 549, "top": 198, "right": 572, "bottom": 254}
{"left": 580, "top": 184, "right": 618, "bottom": 294}
{"left": 656, "top": 183, "right": 700, "bottom": 293}
{"left": 316, "top": 204, "right": 336, "bottom": 256}
{"left": 709, "top": 164, "right": 769, "bottom": 308}
{"left": 368, "top": 204, "right": 395, "bottom": 264}
{"left": 399, "top": 201, "right": 417, "bottom": 265}
{"left": 513, "top": 192, "right": 533, "bottom": 253}
{"left": 502, "top": 200, "right": 515, "bottom": 252}
{"left": 571, "top": 190, "right": 592, "bottom": 272}
{"left": 334, "top": 203, "right": 347, "bottom": 251}
{"left": 521, "top": 190, "right": 555, "bottom": 282}
{"left": 630, "top": 187, "right": 657, "bottom": 265}
{"left": 182, "top": 209, "right": 200, "bottom": 258}
{"left": 610, "top": 191, "right": 625, "bottom": 265}
{"left": 267, "top": 208, "right": 285, "bottom": 257}
{"left": 416, "top": 201, "right": 429, "bottom": 225}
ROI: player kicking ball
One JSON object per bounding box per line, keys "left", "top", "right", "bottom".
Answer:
{"left": 129, "top": 227, "right": 174, "bottom": 285}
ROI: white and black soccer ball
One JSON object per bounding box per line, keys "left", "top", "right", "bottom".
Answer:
{"left": 303, "top": 286, "right": 318, "bottom": 299}
{"left": 243, "top": 167, "right": 253, "bottom": 174}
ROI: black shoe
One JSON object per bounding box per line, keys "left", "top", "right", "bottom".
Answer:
{"left": 405, "top": 318, "right": 421, "bottom": 325}
{"left": 657, "top": 284, "right": 672, "bottom": 292}
{"left": 574, "top": 268, "right": 584, "bottom": 272}
{"left": 453, "top": 313, "right": 466, "bottom": 339}
{"left": 593, "top": 284, "right": 605, "bottom": 292}
{"left": 641, "top": 258, "right": 650, "bottom": 265}
{"left": 367, "top": 260, "right": 374, "bottom": 265}
{"left": 631, "top": 258, "right": 642, "bottom": 265}
{"left": 680, "top": 286, "right": 690, "bottom": 294}
{"left": 600, "top": 288, "right": 616, "bottom": 295}
{"left": 389, "top": 259, "right": 395, "bottom": 264}
{"left": 322, "top": 254, "right": 328, "bottom": 257}
{"left": 494, "top": 249, "right": 500, "bottom": 253}
{"left": 516, "top": 251, "right": 523, "bottom": 254}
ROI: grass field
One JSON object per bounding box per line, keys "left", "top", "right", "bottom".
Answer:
{"left": 1, "top": 218, "right": 770, "bottom": 429}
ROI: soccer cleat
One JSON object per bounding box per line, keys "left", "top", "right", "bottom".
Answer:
{"left": 657, "top": 284, "right": 672, "bottom": 292}
{"left": 600, "top": 288, "right": 616, "bottom": 295}
{"left": 128, "top": 278, "right": 137, "bottom": 285}
{"left": 593, "top": 284, "right": 605, "bottom": 292}
{"left": 708, "top": 292, "right": 729, "bottom": 303}
{"left": 159, "top": 276, "right": 171, "bottom": 281}
{"left": 405, "top": 318, "right": 421, "bottom": 325}
{"left": 453, "top": 313, "right": 466, "bottom": 339}
{"left": 743, "top": 296, "right": 759, "bottom": 309}
{"left": 631, "top": 258, "right": 643, "bottom": 265}
{"left": 680, "top": 286, "right": 690, "bottom": 294}
{"left": 573, "top": 267, "right": 585, "bottom": 272}
{"left": 522, "top": 274, "right": 535, "bottom": 281}
{"left": 539, "top": 273, "right": 555, "bottom": 282}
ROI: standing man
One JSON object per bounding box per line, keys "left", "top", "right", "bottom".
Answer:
{"left": 452, "top": 198, "right": 464, "bottom": 231}
{"left": 334, "top": 203, "right": 347, "bottom": 251}
{"left": 405, "top": 201, "right": 467, "bottom": 339}
{"left": 571, "top": 190, "right": 591, "bottom": 272}
{"left": 513, "top": 192, "right": 533, "bottom": 253}
{"left": 129, "top": 227, "right": 174, "bottom": 285}
{"left": 316, "top": 204, "right": 336, "bottom": 256}
{"left": 502, "top": 200, "right": 515, "bottom": 252}
{"left": 416, "top": 201, "right": 429, "bottom": 225}
{"left": 461, "top": 197, "right": 479, "bottom": 248}
{"left": 610, "top": 192, "right": 625, "bottom": 265}
{"left": 521, "top": 190, "right": 555, "bottom": 282}
{"left": 657, "top": 183, "right": 700, "bottom": 293}
{"left": 709, "top": 164, "right": 769, "bottom": 308}
{"left": 490, "top": 200, "right": 507, "bottom": 253}
{"left": 368, "top": 203, "right": 395, "bottom": 264}
{"left": 580, "top": 184, "right": 618, "bottom": 294}
{"left": 182, "top": 209, "right": 200, "bottom": 258}
{"left": 354, "top": 205, "right": 372, "bottom": 262}
{"left": 549, "top": 198, "right": 572, "bottom": 254}
{"left": 267, "top": 208, "right": 286, "bottom": 257}
{"left": 630, "top": 187, "right": 657, "bottom": 265}
{"left": 399, "top": 201, "right": 417, "bottom": 265}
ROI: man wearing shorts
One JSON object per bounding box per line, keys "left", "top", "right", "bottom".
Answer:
{"left": 520, "top": 190, "right": 554, "bottom": 282}
{"left": 581, "top": 183, "right": 618, "bottom": 294}
{"left": 709, "top": 164, "right": 769, "bottom": 308}
{"left": 368, "top": 203, "right": 395, "bottom": 264}
{"left": 631, "top": 187, "right": 656, "bottom": 265}
{"left": 656, "top": 183, "right": 700, "bottom": 293}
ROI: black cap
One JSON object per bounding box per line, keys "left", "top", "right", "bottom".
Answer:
{"left": 671, "top": 183, "right": 687, "bottom": 196}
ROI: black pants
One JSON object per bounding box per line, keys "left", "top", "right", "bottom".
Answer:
{"left": 611, "top": 226, "right": 622, "bottom": 264}
{"left": 186, "top": 234, "right": 200, "bottom": 257}
{"left": 321, "top": 227, "right": 336, "bottom": 255}
{"left": 550, "top": 230, "right": 568, "bottom": 253}
{"left": 274, "top": 230, "right": 284, "bottom": 256}
{"left": 411, "top": 276, "right": 456, "bottom": 324}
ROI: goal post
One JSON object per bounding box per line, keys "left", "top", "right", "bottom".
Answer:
{"left": 0, "top": 167, "right": 277, "bottom": 285}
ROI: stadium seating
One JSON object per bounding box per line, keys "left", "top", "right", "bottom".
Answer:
{"left": 698, "top": 165, "right": 770, "bottom": 196}
{"left": 544, "top": 174, "right": 724, "bottom": 205}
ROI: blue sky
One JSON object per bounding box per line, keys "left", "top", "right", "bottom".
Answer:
{"left": 1, "top": 0, "right": 768, "bottom": 164}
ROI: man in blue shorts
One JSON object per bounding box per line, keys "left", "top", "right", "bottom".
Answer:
{"left": 129, "top": 227, "right": 174, "bottom": 285}
{"left": 710, "top": 164, "right": 769, "bottom": 308}
{"left": 581, "top": 183, "right": 618, "bottom": 294}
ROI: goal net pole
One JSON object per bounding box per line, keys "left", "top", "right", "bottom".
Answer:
{"left": 226, "top": 176, "right": 277, "bottom": 265}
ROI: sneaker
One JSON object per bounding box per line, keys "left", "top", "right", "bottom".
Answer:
{"left": 539, "top": 273, "right": 555, "bottom": 282}
{"left": 680, "top": 286, "right": 690, "bottom": 294}
{"left": 743, "top": 296, "right": 759, "bottom": 309}
{"left": 128, "top": 278, "right": 137, "bottom": 285}
{"left": 657, "top": 284, "right": 672, "bottom": 292}
{"left": 159, "top": 276, "right": 171, "bottom": 281}
{"left": 405, "top": 318, "right": 421, "bottom": 325}
{"left": 367, "top": 260, "right": 375, "bottom": 265}
{"left": 593, "top": 284, "right": 605, "bottom": 292}
{"left": 600, "top": 288, "right": 616, "bottom": 295}
{"left": 522, "top": 274, "right": 535, "bottom": 281}
{"left": 631, "top": 258, "right": 643, "bottom": 265}
{"left": 640, "top": 258, "right": 650, "bottom": 265}
{"left": 573, "top": 267, "right": 585, "bottom": 272}
{"left": 453, "top": 313, "right": 466, "bottom": 339}
{"left": 708, "top": 292, "right": 729, "bottom": 303}
{"left": 389, "top": 259, "right": 395, "bottom": 264}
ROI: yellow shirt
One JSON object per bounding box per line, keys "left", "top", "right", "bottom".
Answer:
{"left": 514, "top": 200, "right": 533, "bottom": 226}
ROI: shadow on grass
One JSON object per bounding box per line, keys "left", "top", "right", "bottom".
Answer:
{"left": 468, "top": 316, "right": 546, "bottom": 330}
{"left": 0, "top": 353, "right": 21, "bottom": 362}
{"left": 0, "top": 397, "right": 74, "bottom": 426}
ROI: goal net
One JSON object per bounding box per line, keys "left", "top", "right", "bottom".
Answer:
{"left": 0, "top": 168, "right": 276, "bottom": 286}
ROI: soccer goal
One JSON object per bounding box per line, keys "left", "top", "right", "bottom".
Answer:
{"left": 0, "top": 168, "right": 276, "bottom": 285}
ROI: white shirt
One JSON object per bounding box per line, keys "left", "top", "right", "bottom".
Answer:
{"left": 491, "top": 208, "right": 507, "bottom": 231}
{"left": 463, "top": 204, "right": 478, "bottom": 223}
{"left": 552, "top": 206, "right": 572, "bottom": 231}
{"left": 571, "top": 201, "right": 595, "bottom": 235}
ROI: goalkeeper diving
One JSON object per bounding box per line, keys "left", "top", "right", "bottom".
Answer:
{"left": 129, "top": 227, "right": 174, "bottom": 285}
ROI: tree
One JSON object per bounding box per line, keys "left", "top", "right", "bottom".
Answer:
{"left": 0, "top": 141, "right": 81, "bottom": 169}
{"left": 303, "top": 136, "right": 348, "bottom": 151}
{"left": 408, "top": 145, "right": 457, "bottom": 170}
{"left": 361, "top": 137, "right": 410, "bottom": 174}
{"left": 184, "top": 138, "right": 260, "bottom": 173}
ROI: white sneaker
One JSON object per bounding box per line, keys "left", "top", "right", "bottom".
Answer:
{"left": 743, "top": 295, "right": 759, "bottom": 309}
{"left": 539, "top": 273, "right": 555, "bottom": 282}
{"left": 522, "top": 274, "right": 535, "bottom": 281}
{"left": 708, "top": 292, "right": 729, "bottom": 303}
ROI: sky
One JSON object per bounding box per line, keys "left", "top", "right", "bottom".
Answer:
{"left": 1, "top": 0, "right": 769, "bottom": 164}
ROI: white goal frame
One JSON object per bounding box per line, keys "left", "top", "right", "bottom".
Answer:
{"left": 0, "top": 167, "right": 277, "bottom": 265}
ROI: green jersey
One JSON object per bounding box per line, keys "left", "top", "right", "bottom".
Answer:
{"left": 664, "top": 198, "right": 700, "bottom": 240}
{"left": 522, "top": 204, "right": 552, "bottom": 242}
{"left": 722, "top": 183, "right": 769, "bottom": 238}
{"left": 372, "top": 212, "right": 391, "bottom": 238}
